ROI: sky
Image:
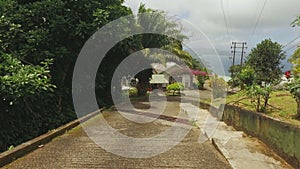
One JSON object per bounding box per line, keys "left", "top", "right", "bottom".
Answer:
{"left": 124, "top": 0, "right": 300, "bottom": 75}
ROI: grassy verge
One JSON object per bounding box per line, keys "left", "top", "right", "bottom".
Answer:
{"left": 226, "top": 90, "right": 300, "bottom": 126}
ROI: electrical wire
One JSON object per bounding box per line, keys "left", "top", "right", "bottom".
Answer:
{"left": 226, "top": 0, "right": 233, "bottom": 42}
{"left": 247, "top": 1, "right": 260, "bottom": 47}
{"left": 283, "top": 35, "right": 300, "bottom": 49}
{"left": 221, "top": 0, "right": 231, "bottom": 44}
{"left": 285, "top": 45, "right": 298, "bottom": 53}
{"left": 250, "top": 0, "right": 268, "bottom": 37}
{"left": 248, "top": 0, "right": 268, "bottom": 48}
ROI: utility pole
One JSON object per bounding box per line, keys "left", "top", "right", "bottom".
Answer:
{"left": 230, "top": 41, "right": 247, "bottom": 77}
{"left": 230, "top": 42, "right": 237, "bottom": 77}
{"left": 240, "top": 42, "right": 247, "bottom": 65}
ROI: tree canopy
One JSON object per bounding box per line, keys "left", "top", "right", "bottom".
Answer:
{"left": 288, "top": 47, "right": 300, "bottom": 78}
{"left": 246, "top": 39, "right": 285, "bottom": 85}
{"left": 0, "top": 0, "right": 201, "bottom": 152}
{"left": 0, "top": 0, "right": 131, "bottom": 152}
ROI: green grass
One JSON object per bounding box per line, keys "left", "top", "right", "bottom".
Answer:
{"left": 226, "top": 90, "right": 300, "bottom": 126}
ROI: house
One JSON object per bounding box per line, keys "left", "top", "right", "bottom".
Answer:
{"left": 150, "top": 62, "right": 194, "bottom": 89}
{"left": 149, "top": 74, "right": 169, "bottom": 89}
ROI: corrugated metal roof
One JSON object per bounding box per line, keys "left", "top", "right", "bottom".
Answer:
{"left": 150, "top": 74, "right": 169, "bottom": 84}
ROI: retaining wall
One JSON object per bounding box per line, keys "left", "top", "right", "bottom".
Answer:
{"left": 200, "top": 102, "right": 300, "bottom": 168}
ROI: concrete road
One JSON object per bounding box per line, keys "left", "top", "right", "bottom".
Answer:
{"left": 2, "top": 97, "right": 231, "bottom": 169}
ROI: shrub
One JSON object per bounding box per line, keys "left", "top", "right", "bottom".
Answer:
{"left": 237, "top": 67, "right": 256, "bottom": 89}
{"left": 228, "top": 67, "right": 256, "bottom": 89}
{"left": 167, "top": 82, "right": 184, "bottom": 95}
{"left": 129, "top": 87, "right": 138, "bottom": 97}
{"left": 289, "top": 79, "right": 300, "bottom": 119}
{"left": 246, "top": 84, "right": 272, "bottom": 113}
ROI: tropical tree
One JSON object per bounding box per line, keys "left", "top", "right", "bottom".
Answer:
{"left": 238, "top": 39, "right": 284, "bottom": 113}
{"left": 288, "top": 47, "right": 300, "bottom": 78}
{"left": 131, "top": 4, "right": 195, "bottom": 95}
{"left": 288, "top": 16, "right": 300, "bottom": 119}
{"left": 291, "top": 14, "right": 300, "bottom": 27}
{"left": 289, "top": 79, "right": 300, "bottom": 119}
{"left": 246, "top": 39, "right": 285, "bottom": 85}
{"left": 288, "top": 42, "right": 300, "bottom": 119}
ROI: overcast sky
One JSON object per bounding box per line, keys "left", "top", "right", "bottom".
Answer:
{"left": 124, "top": 0, "right": 300, "bottom": 75}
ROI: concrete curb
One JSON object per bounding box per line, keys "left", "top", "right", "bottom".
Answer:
{"left": 0, "top": 109, "right": 103, "bottom": 167}
{"left": 212, "top": 138, "right": 235, "bottom": 169}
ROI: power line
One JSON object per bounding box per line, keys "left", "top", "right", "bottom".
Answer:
{"left": 226, "top": 0, "right": 233, "bottom": 41}
{"left": 250, "top": 0, "right": 268, "bottom": 37}
{"left": 221, "top": 0, "right": 231, "bottom": 43}
{"left": 283, "top": 35, "right": 300, "bottom": 49}
{"left": 248, "top": 0, "right": 268, "bottom": 47}
{"left": 247, "top": 1, "right": 260, "bottom": 44}
{"left": 285, "top": 45, "right": 298, "bottom": 53}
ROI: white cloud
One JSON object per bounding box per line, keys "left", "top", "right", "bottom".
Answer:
{"left": 124, "top": 0, "right": 300, "bottom": 74}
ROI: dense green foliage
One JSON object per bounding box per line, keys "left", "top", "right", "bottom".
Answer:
{"left": 289, "top": 52, "right": 300, "bottom": 118}
{"left": 288, "top": 48, "right": 300, "bottom": 78}
{"left": 0, "top": 53, "right": 56, "bottom": 149}
{"left": 229, "top": 66, "right": 256, "bottom": 90}
{"left": 135, "top": 4, "right": 195, "bottom": 95}
{"left": 128, "top": 87, "right": 138, "bottom": 97}
{"left": 291, "top": 14, "right": 300, "bottom": 27}
{"left": 0, "top": 0, "right": 131, "bottom": 152}
{"left": 288, "top": 16, "right": 300, "bottom": 119}
{"left": 246, "top": 84, "right": 272, "bottom": 112}
{"left": 229, "top": 39, "right": 284, "bottom": 113}
{"left": 228, "top": 65, "right": 243, "bottom": 79}
{"left": 0, "top": 0, "right": 196, "bottom": 152}
{"left": 167, "top": 82, "right": 184, "bottom": 95}
{"left": 289, "top": 79, "right": 300, "bottom": 119}
{"left": 246, "top": 39, "right": 285, "bottom": 85}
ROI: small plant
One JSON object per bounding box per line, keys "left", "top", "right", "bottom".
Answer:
{"left": 246, "top": 84, "right": 272, "bottom": 113}
{"left": 128, "top": 87, "right": 138, "bottom": 97}
{"left": 8, "top": 145, "right": 14, "bottom": 151}
{"left": 189, "top": 119, "right": 198, "bottom": 127}
{"left": 167, "top": 82, "right": 184, "bottom": 95}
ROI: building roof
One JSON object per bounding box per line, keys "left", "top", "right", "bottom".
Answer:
{"left": 150, "top": 74, "right": 169, "bottom": 84}
{"left": 151, "top": 63, "right": 166, "bottom": 74}
{"left": 163, "top": 64, "right": 191, "bottom": 75}
{"left": 151, "top": 62, "right": 192, "bottom": 75}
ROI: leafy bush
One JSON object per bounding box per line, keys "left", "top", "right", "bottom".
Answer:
{"left": 246, "top": 84, "right": 272, "bottom": 113}
{"left": 289, "top": 79, "right": 300, "bottom": 119}
{"left": 246, "top": 39, "right": 285, "bottom": 85}
{"left": 237, "top": 67, "right": 256, "bottom": 89}
{"left": 0, "top": 0, "right": 130, "bottom": 152}
{"left": 129, "top": 87, "right": 138, "bottom": 97}
{"left": 167, "top": 82, "right": 184, "bottom": 95}
{"left": 210, "top": 76, "right": 227, "bottom": 99}
{"left": 191, "top": 70, "right": 208, "bottom": 89}
{"left": 0, "top": 54, "right": 59, "bottom": 151}
{"left": 228, "top": 67, "right": 256, "bottom": 89}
